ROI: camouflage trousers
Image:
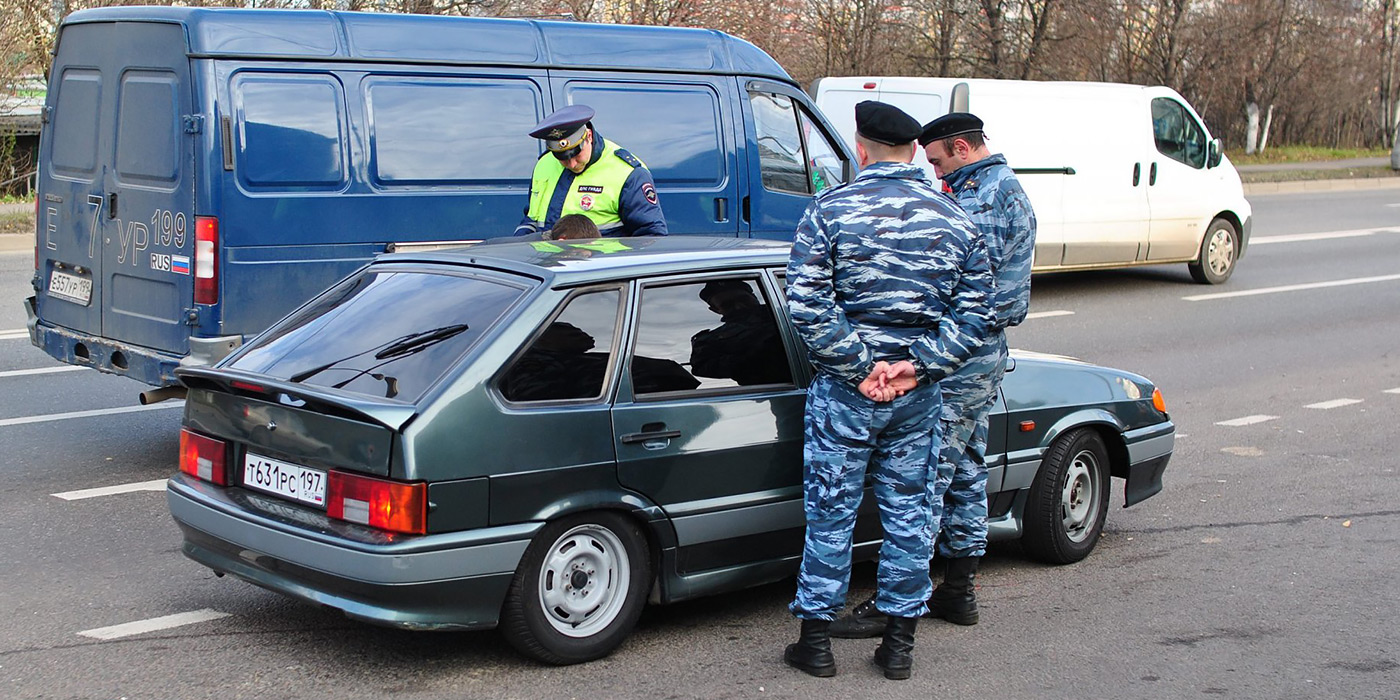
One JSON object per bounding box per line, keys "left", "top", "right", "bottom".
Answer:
{"left": 790, "top": 373, "right": 942, "bottom": 620}
{"left": 934, "top": 333, "right": 1008, "bottom": 559}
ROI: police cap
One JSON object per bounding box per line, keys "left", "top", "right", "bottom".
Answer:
{"left": 530, "top": 105, "right": 595, "bottom": 153}
{"left": 919, "top": 112, "right": 984, "bottom": 146}
{"left": 855, "top": 101, "right": 921, "bottom": 146}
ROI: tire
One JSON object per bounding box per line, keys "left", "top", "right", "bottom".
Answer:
{"left": 500, "top": 511, "right": 651, "bottom": 665}
{"left": 1188, "top": 218, "right": 1239, "bottom": 284}
{"left": 1022, "top": 429, "right": 1111, "bottom": 565}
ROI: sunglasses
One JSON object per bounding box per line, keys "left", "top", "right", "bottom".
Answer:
{"left": 552, "top": 144, "right": 584, "bottom": 162}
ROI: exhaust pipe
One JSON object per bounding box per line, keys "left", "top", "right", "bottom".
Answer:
{"left": 139, "top": 386, "right": 187, "bottom": 405}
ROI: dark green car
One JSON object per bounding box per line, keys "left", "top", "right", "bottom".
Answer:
{"left": 167, "top": 237, "right": 1172, "bottom": 665}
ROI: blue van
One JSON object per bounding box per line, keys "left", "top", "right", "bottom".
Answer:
{"left": 25, "top": 7, "right": 853, "bottom": 396}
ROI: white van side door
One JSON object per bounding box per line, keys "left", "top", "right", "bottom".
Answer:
{"left": 1054, "top": 93, "right": 1150, "bottom": 267}
{"left": 1145, "top": 95, "right": 1212, "bottom": 261}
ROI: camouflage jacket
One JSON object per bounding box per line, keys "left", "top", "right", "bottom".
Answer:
{"left": 941, "top": 154, "right": 1036, "bottom": 331}
{"left": 787, "top": 161, "right": 995, "bottom": 386}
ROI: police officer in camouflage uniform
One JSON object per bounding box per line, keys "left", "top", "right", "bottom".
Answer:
{"left": 515, "top": 105, "right": 668, "bottom": 238}
{"left": 784, "top": 101, "right": 994, "bottom": 681}
{"left": 830, "top": 112, "right": 1036, "bottom": 640}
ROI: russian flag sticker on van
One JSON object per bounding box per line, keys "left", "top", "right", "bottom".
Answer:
{"left": 171, "top": 255, "right": 191, "bottom": 275}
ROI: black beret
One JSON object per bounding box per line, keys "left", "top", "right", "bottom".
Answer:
{"left": 855, "top": 100, "right": 921, "bottom": 146}
{"left": 919, "top": 112, "right": 984, "bottom": 146}
{"left": 699, "top": 279, "right": 753, "bottom": 304}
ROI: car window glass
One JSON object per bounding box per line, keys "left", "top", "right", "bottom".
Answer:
{"left": 749, "top": 92, "right": 810, "bottom": 194}
{"left": 1151, "top": 97, "right": 1206, "bottom": 169}
{"left": 632, "top": 278, "right": 793, "bottom": 395}
{"left": 499, "top": 289, "right": 621, "bottom": 403}
{"left": 234, "top": 73, "right": 348, "bottom": 190}
{"left": 799, "top": 110, "right": 847, "bottom": 192}
{"left": 230, "top": 269, "right": 525, "bottom": 403}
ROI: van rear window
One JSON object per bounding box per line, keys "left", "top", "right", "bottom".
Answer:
{"left": 229, "top": 269, "right": 527, "bottom": 403}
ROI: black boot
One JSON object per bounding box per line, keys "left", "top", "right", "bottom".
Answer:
{"left": 784, "top": 619, "right": 837, "bottom": 677}
{"left": 829, "top": 593, "right": 887, "bottom": 639}
{"left": 926, "top": 556, "right": 979, "bottom": 625}
{"left": 872, "top": 616, "right": 918, "bottom": 680}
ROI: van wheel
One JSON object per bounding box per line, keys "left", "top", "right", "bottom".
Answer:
{"left": 1022, "top": 429, "right": 1110, "bottom": 565}
{"left": 500, "top": 512, "right": 650, "bottom": 665}
{"left": 1188, "top": 218, "right": 1239, "bottom": 284}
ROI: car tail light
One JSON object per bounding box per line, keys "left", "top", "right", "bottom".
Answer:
{"left": 194, "top": 216, "right": 219, "bottom": 305}
{"left": 327, "top": 471, "right": 427, "bottom": 535}
{"left": 1152, "top": 387, "right": 1167, "bottom": 413}
{"left": 180, "top": 429, "right": 228, "bottom": 485}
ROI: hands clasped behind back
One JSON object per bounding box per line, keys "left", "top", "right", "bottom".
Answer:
{"left": 859, "top": 360, "right": 919, "bottom": 402}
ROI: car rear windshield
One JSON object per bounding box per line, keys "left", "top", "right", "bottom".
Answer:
{"left": 228, "top": 268, "right": 527, "bottom": 403}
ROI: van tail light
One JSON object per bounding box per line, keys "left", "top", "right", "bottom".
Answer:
{"left": 327, "top": 471, "right": 427, "bottom": 535}
{"left": 179, "top": 429, "right": 228, "bottom": 485}
{"left": 194, "top": 216, "right": 219, "bottom": 305}
{"left": 1152, "top": 387, "right": 1167, "bottom": 413}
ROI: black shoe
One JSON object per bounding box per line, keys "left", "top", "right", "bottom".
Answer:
{"left": 925, "top": 556, "right": 980, "bottom": 625}
{"left": 830, "top": 594, "right": 887, "bottom": 639}
{"left": 872, "top": 616, "right": 918, "bottom": 680}
{"left": 784, "top": 619, "right": 837, "bottom": 677}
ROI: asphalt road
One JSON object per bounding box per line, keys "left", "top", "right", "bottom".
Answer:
{"left": 1, "top": 188, "right": 1397, "bottom": 699}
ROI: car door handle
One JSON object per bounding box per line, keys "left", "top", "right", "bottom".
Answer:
{"left": 714, "top": 197, "right": 728, "bottom": 222}
{"left": 620, "top": 429, "right": 682, "bottom": 444}
{"left": 1132, "top": 163, "right": 1141, "bottom": 187}
{"left": 1149, "top": 162, "right": 1158, "bottom": 186}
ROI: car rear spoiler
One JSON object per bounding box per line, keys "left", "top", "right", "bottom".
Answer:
{"left": 175, "top": 366, "right": 418, "bottom": 431}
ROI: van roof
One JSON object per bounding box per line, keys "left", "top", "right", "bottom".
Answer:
{"left": 64, "top": 7, "right": 792, "bottom": 83}
{"left": 381, "top": 236, "right": 792, "bottom": 287}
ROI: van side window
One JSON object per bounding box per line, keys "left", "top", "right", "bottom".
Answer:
{"left": 233, "top": 73, "right": 348, "bottom": 190}
{"left": 499, "top": 289, "right": 621, "bottom": 403}
{"left": 367, "top": 78, "right": 540, "bottom": 185}
{"left": 1151, "top": 98, "right": 1206, "bottom": 169}
{"left": 632, "top": 277, "right": 793, "bottom": 396}
{"left": 562, "top": 83, "right": 725, "bottom": 187}
{"left": 749, "top": 92, "right": 849, "bottom": 194}
{"left": 750, "top": 92, "right": 810, "bottom": 194}
{"left": 50, "top": 69, "right": 102, "bottom": 177}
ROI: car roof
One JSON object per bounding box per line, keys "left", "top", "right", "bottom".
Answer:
{"left": 379, "top": 236, "right": 793, "bottom": 287}
{"left": 63, "top": 7, "right": 793, "bottom": 83}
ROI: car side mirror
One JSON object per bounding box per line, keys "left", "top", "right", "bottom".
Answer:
{"left": 1207, "top": 138, "right": 1223, "bottom": 168}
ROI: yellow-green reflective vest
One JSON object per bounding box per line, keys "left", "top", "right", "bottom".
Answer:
{"left": 525, "top": 138, "right": 640, "bottom": 233}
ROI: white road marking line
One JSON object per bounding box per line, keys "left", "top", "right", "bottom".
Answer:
{"left": 0, "top": 331, "right": 29, "bottom": 341}
{"left": 78, "top": 609, "right": 230, "bottom": 640}
{"left": 52, "top": 479, "right": 168, "bottom": 501}
{"left": 0, "top": 402, "right": 183, "bottom": 428}
{"left": 1216, "top": 415, "right": 1278, "bottom": 427}
{"left": 1386, "top": 387, "right": 1400, "bottom": 394}
{"left": 1250, "top": 227, "right": 1399, "bottom": 245}
{"left": 0, "top": 366, "right": 86, "bottom": 378}
{"left": 1183, "top": 273, "right": 1400, "bottom": 301}
{"left": 1026, "top": 310, "right": 1074, "bottom": 319}
{"left": 1306, "top": 398, "right": 1363, "bottom": 410}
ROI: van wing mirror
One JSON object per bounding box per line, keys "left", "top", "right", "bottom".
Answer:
{"left": 1207, "top": 138, "right": 1223, "bottom": 168}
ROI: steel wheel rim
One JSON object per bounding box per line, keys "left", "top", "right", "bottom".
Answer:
{"left": 1060, "top": 449, "right": 1103, "bottom": 543}
{"left": 537, "top": 524, "right": 630, "bottom": 638}
{"left": 1207, "top": 228, "right": 1235, "bottom": 277}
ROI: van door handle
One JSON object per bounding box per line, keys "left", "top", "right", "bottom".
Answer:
{"left": 1132, "top": 163, "right": 1141, "bottom": 187}
{"left": 741, "top": 196, "right": 751, "bottom": 223}
{"left": 107, "top": 193, "right": 118, "bottom": 219}
{"left": 714, "top": 197, "right": 728, "bottom": 222}
{"left": 1149, "top": 162, "right": 1158, "bottom": 186}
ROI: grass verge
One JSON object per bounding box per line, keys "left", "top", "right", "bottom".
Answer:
{"left": 1239, "top": 166, "right": 1400, "bottom": 183}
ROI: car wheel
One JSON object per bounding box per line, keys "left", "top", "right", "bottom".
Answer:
{"left": 1022, "top": 429, "right": 1111, "bottom": 565}
{"left": 500, "top": 511, "right": 651, "bottom": 665}
{"left": 1188, "top": 218, "right": 1239, "bottom": 284}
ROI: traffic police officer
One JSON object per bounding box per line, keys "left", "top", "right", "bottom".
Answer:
{"left": 784, "top": 101, "right": 994, "bottom": 680}
{"left": 830, "top": 112, "right": 1037, "bottom": 639}
{"left": 515, "top": 104, "right": 668, "bottom": 237}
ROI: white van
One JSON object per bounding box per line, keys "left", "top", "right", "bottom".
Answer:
{"left": 813, "top": 77, "right": 1252, "bottom": 284}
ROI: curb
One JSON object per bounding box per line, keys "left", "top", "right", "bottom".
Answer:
{"left": 0, "top": 233, "right": 32, "bottom": 254}
{"left": 1243, "top": 177, "right": 1400, "bottom": 195}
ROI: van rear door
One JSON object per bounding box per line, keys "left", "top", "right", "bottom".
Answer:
{"left": 39, "top": 20, "right": 196, "bottom": 356}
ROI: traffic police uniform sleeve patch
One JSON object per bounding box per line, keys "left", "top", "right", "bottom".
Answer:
{"left": 643, "top": 182, "right": 657, "bottom": 205}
